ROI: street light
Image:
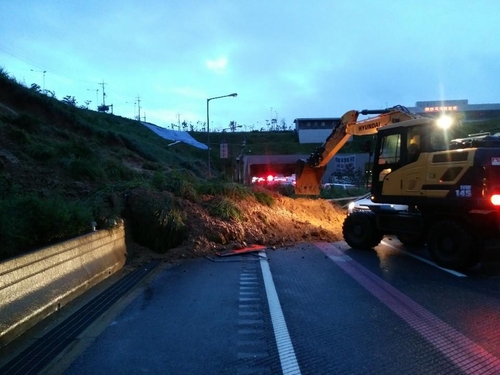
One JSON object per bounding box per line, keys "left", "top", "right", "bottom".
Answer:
{"left": 207, "top": 92, "right": 237, "bottom": 178}
{"left": 31, "top": 69, "right": 46, "bottom": 93}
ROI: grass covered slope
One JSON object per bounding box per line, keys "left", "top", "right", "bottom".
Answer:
{"left": 0, "top": 69, "right": 348, "bottom": 263}
{"left": 0, "top": 69, "right": 210, "bottom": 260}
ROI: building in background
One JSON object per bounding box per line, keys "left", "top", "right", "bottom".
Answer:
{"left": 294, "top": 117, "right": 341, "bottom": 144}
{"left": 407, "top": 99, "right": 500, "bottom": 122}
{"left": 294, "top": 99, "right": 500, "bottom": 144}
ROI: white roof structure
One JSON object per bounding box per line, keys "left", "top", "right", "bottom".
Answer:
{"left": 140, "top": 122, "right": 208, "bottom": 150}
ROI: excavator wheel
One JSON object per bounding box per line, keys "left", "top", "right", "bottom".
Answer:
{"left": 343, "top": 211, "right": 383, "bottom": 250}
{"left": 427, "top": 220, "right": 476, "bottom": 270}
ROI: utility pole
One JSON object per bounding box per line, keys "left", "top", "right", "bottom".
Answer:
{"left": 99, "top": 81, "right": 107, "bottom": 106}
{"left": 270, "top": 107, "right": 273, "bottom": 130}
{"left": 136, "top": 95, "right": 141, "bottom": 121}
{"left": 97, "top": 81, "right": 111, "bottom": 112}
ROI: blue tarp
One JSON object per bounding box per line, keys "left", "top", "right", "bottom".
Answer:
{"left": 140, "top": 122, "right": 208, "bottom": 150}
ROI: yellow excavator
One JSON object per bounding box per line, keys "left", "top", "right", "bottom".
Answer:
{"left": 295, "top": 105, "right": 417, "bottom": 195}
{"left": 295, "top": 105, "right": 500, "bottom": 270}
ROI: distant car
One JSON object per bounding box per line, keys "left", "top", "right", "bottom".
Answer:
{"left": 346, "top": 194, "right": 425, "bottom": 246}
{"left": 251, "top": 174, "right": 295, "bottom": 185}
{"left": 272, "top": 174, "right": 287, "bottom": 184}
{"left": 323, "top": 183, "right": 356, "bottom": 190}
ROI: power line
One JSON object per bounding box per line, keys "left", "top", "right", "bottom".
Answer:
{"left": 0, "top": 42, "right": 47, "bottom": 71}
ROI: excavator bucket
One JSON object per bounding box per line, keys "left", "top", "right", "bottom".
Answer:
{"left": 294, "top": 159, "right": 326, "bottom": 195}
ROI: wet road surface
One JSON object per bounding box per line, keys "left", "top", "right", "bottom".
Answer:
{"left": 3, "top": 239, "right": 500, "bottom": 374}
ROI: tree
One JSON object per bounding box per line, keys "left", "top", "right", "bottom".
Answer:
{"left": 280, "top": 118, "right": 287, "bottom": 131}
{"left": 270, "top": 117, "right": 278, "bottom": 131}
{"left": 30, "top": 83, "right": 41, "bottom": 92}
{"left": 331, "top": 164, "right": 365, "bottom": 187}
{"left": 229, "top": 120, "right": 237, "bottom": 132}
{"left": 182, "top": 120, "right": 188, "bottom": 131}
{"left": 63, "top": 95, "right": 77, "bottom": 106}
{"left": 81, "top": 100, "right": 91, "bottom": 109}
{"left": 196, "top": 121, "right": 206, "bottom": 132}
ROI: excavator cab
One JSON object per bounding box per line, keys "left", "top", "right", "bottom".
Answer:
{"left": 370, "top": 118, "right": 453, "bottom": 203}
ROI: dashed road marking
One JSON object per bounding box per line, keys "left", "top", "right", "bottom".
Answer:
{"left": 237, "top": 261, "right": 273, "bottom": 375}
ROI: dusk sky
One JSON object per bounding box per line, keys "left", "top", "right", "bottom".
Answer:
{"left": 1, "top": 1, "right": 499, "bottom": 132}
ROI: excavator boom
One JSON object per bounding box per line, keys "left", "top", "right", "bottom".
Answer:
{"left": 295, "top": 106, "right": 417, "bottom": 195}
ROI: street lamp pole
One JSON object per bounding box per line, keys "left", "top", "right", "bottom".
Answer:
{"left": 207, "top": 92, "right": 237, "bottom": 178}
{"left": 31, "top": 69, "right": 46, "bottom": 93}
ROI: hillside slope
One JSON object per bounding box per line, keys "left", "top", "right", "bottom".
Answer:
{"left": 0, "top": 69, "right": 348, "bottom": 263}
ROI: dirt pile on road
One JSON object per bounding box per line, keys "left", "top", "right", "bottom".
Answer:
{"left": 127, "top": 195, "right": 348, "bottom": 265}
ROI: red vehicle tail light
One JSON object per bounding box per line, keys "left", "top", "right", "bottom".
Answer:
{"left": 491, "top": 194, "right": 500, "bottom": 206}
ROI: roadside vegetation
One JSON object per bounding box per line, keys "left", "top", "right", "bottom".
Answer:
{"left": 0, "top": 69, "right": 290, "bottom": 261}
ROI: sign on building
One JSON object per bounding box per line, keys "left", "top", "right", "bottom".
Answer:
{"left": 334, "top": 155, "right": 356, "bottom": 173}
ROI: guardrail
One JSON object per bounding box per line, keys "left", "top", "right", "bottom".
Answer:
{"left": 0, "top": 225, "right": 127, "bottom": 347}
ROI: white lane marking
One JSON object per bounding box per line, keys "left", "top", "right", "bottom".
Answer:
{"left": 381, "top": 240, "right": 467, "bottom": 278}
{"left": 259, "top": 251, "right": 301, "bottom": 375}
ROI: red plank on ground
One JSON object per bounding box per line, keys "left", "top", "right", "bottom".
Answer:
{"left": 216, "top": 244, "right": 266, "bottom": 257}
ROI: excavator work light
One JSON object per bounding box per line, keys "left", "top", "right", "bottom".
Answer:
{"left": 437, "top": 114, "right": 453, "bottom": 129}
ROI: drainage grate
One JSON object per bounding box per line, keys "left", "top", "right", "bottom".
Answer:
{"left": 0, "top": 261, "right": 159, "bottom": 375}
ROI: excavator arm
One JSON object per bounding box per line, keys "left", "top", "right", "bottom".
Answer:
{"left": 295, "top": 105, "right": 417, "bottom": 195}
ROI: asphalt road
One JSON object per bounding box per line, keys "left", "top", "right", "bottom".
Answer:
{"left": 7, "top": 239, "right": 500, "bottom": 374}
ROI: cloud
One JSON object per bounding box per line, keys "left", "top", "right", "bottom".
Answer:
{"left": 206, "top": 57, "right": 228, "bottom": 73}
{"left": 170, "top": 86, "right": 206, "bottom": 100}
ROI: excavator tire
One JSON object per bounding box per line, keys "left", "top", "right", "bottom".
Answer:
{"left": 427, "top": 220, "right": 475, "bottom": 270}
{"left": 343, "top": 211, "right": 383, "bottom": 250}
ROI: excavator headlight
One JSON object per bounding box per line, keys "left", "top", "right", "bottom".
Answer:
{"left": 437, "top": 114, "right": 453, "bottom": 129}
{"left": 491, "top": 194, "right": 500, "bottom": 206}
{"left": 348, "top": 201, "right": 356, "bottom": 212}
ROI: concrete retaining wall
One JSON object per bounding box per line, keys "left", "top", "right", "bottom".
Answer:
{"left": 0, "top": 226, "right": 127, "bottom": 347}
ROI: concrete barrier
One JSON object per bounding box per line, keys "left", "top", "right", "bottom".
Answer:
{"left": 0, "top": 225, "right": 127, "bottom": 347}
